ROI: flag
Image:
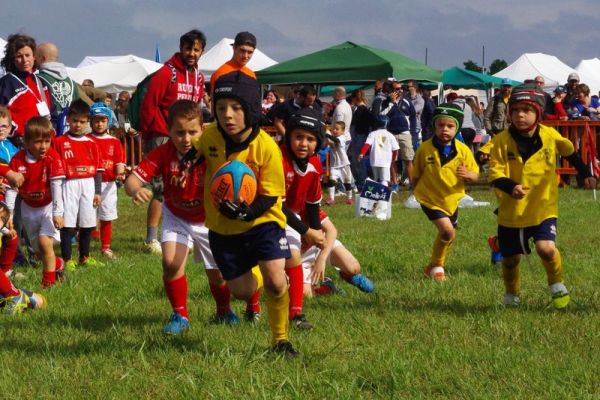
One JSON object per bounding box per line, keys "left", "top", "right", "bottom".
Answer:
{"left": 154, "top": 43, "right": 161, "bottom": 63}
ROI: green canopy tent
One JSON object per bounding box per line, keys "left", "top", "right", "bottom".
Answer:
{"left": 442, "top": 67, "right": 519, "bottom": 89}
{"left": 257, "top": 41, "right": 441, "bottom": 85}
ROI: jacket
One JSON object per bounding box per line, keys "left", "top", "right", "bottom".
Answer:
{"left": 483, "top": 94, "right": 509, "bottom": 134}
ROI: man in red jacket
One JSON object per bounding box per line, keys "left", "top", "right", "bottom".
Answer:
{"left": 139, "top": 29, "right": 206, "bottom": 255}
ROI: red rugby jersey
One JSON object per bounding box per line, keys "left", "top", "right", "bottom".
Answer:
{"left": 53, "top": 134, "right": 103, "bottom": 179}
{"left": 281, "top": 145, "right": 322, "bottom": 214}
{"left": 90, "top": 133, "right": 125, "bottom": 182}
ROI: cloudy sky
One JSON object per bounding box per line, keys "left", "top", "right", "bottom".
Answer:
{"left": 1, "top": 0, "right": 598, "bottom": 70}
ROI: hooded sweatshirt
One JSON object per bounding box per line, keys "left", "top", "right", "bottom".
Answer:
{"left": 140, "top": 52, "right": 205, "bottom": 138}
{"left": 38, "top": 61, "right": 80, "bottom": 114}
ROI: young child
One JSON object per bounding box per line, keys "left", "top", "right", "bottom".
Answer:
{"left": 359, "top": 115, "right": 399, "bottom": 186}
{"left": 326, "top": 121, "right": 354, "bottom": 205}
{"left": 0, "top": 201, "right": 46, "bottom": 315}
{"left": 280, "top": 109, "right": 326, "bottom": 330}
{"left": 53, "top": 99, "right": 105, "bottom": 271}
{"left": 89, "top": 102, "right": 126, "bottom": 259}
{"left": 5, "top": 117, "right": 65, "bottom": 288}
{"left": 126, "top": 100, "right": 258, "bottom": 334}
{"left": 412, "top": 103, "right": 479, "bottom": 282}
{"left": 184, "top": 70, "right": 297, "bottom": 356}
{"left": 488, "top": 84, "right": 596, "bottom": 308}
{"left": 299, "top": 208, "right": 374, "bottom": 297}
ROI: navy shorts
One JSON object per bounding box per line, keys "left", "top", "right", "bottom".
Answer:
{"left": 209, "top": 222, "right": 291, "bottom": 280}
{"left": 497, "top": 218, "right": 557, "bottom": 257}
{"left": 420, "top": 205, "right": 458, "bottom": 228}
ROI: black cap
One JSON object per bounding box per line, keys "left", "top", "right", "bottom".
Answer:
{"left": 232, "top": 31, "right": 257, "bottom": 48}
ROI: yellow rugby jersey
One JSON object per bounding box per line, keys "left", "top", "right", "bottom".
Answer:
{"left": 488, "top": 124, "right": 574, "bottom": 228}
{"left": 412, "top": 139, "right": 479, "bottom": 216}
{"left": 192, "top": 123, "right": 286, "bottom": 234}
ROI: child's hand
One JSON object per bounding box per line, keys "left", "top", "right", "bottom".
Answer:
{"left": 311, "top": 259, "right": 326, "bottom": 285}
{"left": 583, "top": 177, "right": 597, "bottom": 189}
{"left": 6, "top": 170, "right": 24, "bottom": 188}
{"left": 456, "top": 165, "right": 478, "bottom": 182}
{"left": 511, "top": 185, "right": 529, "bottom": 199}
{"left": 93, "top": 194, "right": 102, "bottom": 208}
{"left": 303, "top": 228, "right": 325, "bottom": 249}
{"left": 132, "top": 187, "right": 152, "bottom": 205}
{"left": 53, "top": 215, "right": 64, "bottom": 230}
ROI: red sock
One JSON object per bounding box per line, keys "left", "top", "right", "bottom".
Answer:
{"left": 0, "top": 271, "right": 19, "bottom": 297}
{"left": 42, "top": 270, "right": 56, "bottom": 288}
{"left": 0, "top": 235, "right": 19, "bottom": 273}
{"left": 163, "top": 275, "right": 188, "bottom": 319}
{"left": 285, "top": 265, "right": 304, "bottom": 319}
{"left": 209, "top": 283, "right": 231, "bottom": 315}
{"left": 100, "top": 220, "right": 112, "bottom": 251}
{"left": 246, "top": 287, "right": 261, "bottom": 313}
{"left": 340, "top": 271, "right": 354, "bottom": 283}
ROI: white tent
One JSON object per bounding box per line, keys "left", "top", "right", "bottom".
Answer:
{"left": 67, "top": 54, "right": 163, "bottom": 93}
{"left": 575, "top": 58, "right": 600, "bottom": 95}
{"left": 201, "top": 38, "right": 277, "bottom": 80}
{"left": 0, "top": 37, "right": 6, "bottom": 77}
{"left": 493, "top": 53, "right": 575, "bottom": 91}
{"left": 76, "top": 55, "right": 129, "bottom": 68}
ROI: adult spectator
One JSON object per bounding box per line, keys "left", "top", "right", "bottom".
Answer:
{"left": 563, "top": 72, "right": 580, "bottom": 110}
{"left": 483, "top": 78, "right": 513, "bottom": 136}
{"left": 447, "top": 93, "right": 476, "bottom": 150}
{"left": 261, "top": 89, "right": 279, "bottom": 124}
{"left": 139, "top": 29, "right": 206, "bottom": 255}
{"left": 349, "top": 89, "right": 374, "bottom": 188}
{"left": 35, "top": 42, "right": 79, "bottom": 116}
{"left": 331, "top": 86, "right": 353, "bottom": 145}
{"left": 544, "top": 85, "right": 568, "bottom": 121}
{"left": 420, "top": 85, "right": 435, "bottom": 141}
{"left": 0, "top": 33, "right": 53, "bottom": 143}
{"left": 273, "top": 85, "right": 321, "bottom": 137}
{"left": 534, "top": 75, "right": 554, "bottom": 119}
{"left": 570, "top": 83, "right": 600, "bottom": 120}
{"left": 465, "top": 96, "right": 485, "bottom": 150}
{"left": 405, "top": 80, "right": 424, "bottom": 149}
{"left": 210, "top": 31, "right": 257, "bottom": 94}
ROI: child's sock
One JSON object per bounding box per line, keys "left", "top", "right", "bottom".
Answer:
{"left": 265, "top": 288, "right": 289, "bottom": 345}
{"left": 502, "top": 263, "right": 520, "bottom": 295}
{"left": 327, "top": 186, "right": 335, "bottom": 200}
{"left": 0, "top": 270, "right": 19, "bottom": 297}
{"left": 285, "top": 265, "right": 304, "bottom": 319}
{"left": 42, "top": 270, "right": 56, "bottom": 288}
{"left": 60, "top": 228, "right": 76, "bottom": 261}
{"left": 0, "top": 235, "right": 19, "bottom": 273}
{"left": 146, "top": 226, "right": 158, "bottom": 243}
{"left": 209, "top": 283, "right": 231, "bottom": 315}
{"left": 430, "top": 234, "right": 453, "bottom": 267}
{"left": 541, "top": 249, "right": 562, "bottom": 286}
{"left": 78, "top": 227, "right": 93, "bottom": 260}
{"left": 163, "top": 274, "right": 188, "bottom": 319}
{"left": 247, "top": 266, "right": 262, "bottom": 313}
{"left": 100, "top": 220, "right": 112, "bottom": 251}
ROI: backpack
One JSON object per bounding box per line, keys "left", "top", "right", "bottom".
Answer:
{"left": 128, "top": 63, "right": 177, "bottom": 131}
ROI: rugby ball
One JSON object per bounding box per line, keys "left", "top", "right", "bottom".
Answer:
{"left": 209, "top": 160, "right": 257, "bottom": 208}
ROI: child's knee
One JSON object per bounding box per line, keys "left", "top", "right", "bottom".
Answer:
{"left": 536, "top": 242, "right": 556, "bottom": 261}
{"left": 502, "top": 255, "right": 520, "bottom": 269}
{"left": 439, "top": 227, "right": 455, "bottom": 242}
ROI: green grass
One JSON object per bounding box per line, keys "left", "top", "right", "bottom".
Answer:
{"left": 1, "top": 186, "right": 599, "bottom": 399}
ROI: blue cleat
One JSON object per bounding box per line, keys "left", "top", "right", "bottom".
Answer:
{"left": 162, "top": 313, "right": 189, "bottom": 335}
{"left": 348, "top": 274, "right": 374, "bottom": 293}
{"left": 215, "top": 310, "right": 240, "bottom": 325}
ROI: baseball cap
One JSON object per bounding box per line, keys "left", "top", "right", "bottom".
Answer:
{"left": 568, "top": 72, "right": 580, "bottom": 82}
{"left": 232, "top": 31, "right": 257, "bottom": 48}
{"left": 554, "top": 85, "right": 566, "bottom": 95}
{"left": 501, "top": 78, "right": 512, "bottom": 86}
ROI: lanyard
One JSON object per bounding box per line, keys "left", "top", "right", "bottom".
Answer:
{"left": 9, "top": 72, "right": 46, "bottom": 104}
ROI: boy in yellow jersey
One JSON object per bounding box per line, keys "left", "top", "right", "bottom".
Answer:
{"left": 182, "top": 70, "right": 296, "bottom": 357}
{"left": 412, "top": 103, "right": 479, "bottom": 282}
{"left": 488, "top": 84, "right": 596, "bottom": 309}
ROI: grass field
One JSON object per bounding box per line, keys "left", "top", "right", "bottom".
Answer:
{"left": 1, "top": 186, "right": 599, "bottom": 399}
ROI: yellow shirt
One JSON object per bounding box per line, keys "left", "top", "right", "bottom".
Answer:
{"left": 412, "top": 139, "right": 479, "bottom": 216}
{"left": 192, "top": 123, "right": 286, "bottom": 234}
{"left": 488, "top": 124, "right": 574, "bottom": 227}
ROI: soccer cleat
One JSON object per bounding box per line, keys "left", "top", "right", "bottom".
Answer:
{"left": 424, "top": 265, "right": 447, "bottom": 282}
{"left": 55, "top": 257, "right": 65, "bottom": 283}
{"left": 549, "top": 282, "right": 570, "bottom": 310}
{"left": 313, "top": 277, "right": 344, "bottom": 296}
{"left": 101, "top": 248, "right": 117, "bottom": 260}
{"left": 272, "top": 340, "right": 299, "bottom": 358}
{"left": 345, "top": 197, "right": 353, "bottom": 205}
{"left": 291, "top": 313, "right": 314, "bottom": 330}
{"left": 244, "top": 310, "right": 261, "bottom": 323}
{"left": 215, "top": 310, "right": 240, "bottom": 325}
{"left": 502, "top": 293, "right": 521, "bottom": 307}
{"left": 65, "top": 259, "right": 77, "bottom": 272}
{"left": 79, "top": 256, "right": 105, "bottom": 268}
{"left": 162, "top": 313, "right": 189, "bottom": 335}
{"left": 143, "top": 239, "right": 162, "bottom": 255}
{"left": 348, "top": 274, "right": 374, "bottom": 293}
{"left": 488, "top": 236, "right": 503, "bottom": 264}
{"left": 4, "top": 290, "right": 46, "bottom": 315}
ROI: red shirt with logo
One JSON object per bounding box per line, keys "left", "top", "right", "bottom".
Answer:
{"left": 53, "top": 134, "right": 103, "bottom": 180}
{"left": 90, "top": 133, "right": 126, "bottom": 182}
{"left": 281, "top": 145, "right": 322, "bottom": 214}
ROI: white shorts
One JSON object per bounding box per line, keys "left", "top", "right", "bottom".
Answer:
{"left": 301, "top": 240, "right": 343, "bottom": 284}
{"left": 285, "top": 223, "right": 303, "bottom": 252}
{"left": 161, "top": 205, "right": 217, "bottom": 269}
{"left": 63, "top": 177, "right": 97, "bottom": 228}
{"left": 97, "top": 181, "right": 118, "bottom": 221}
{"left": 330, "top": 165, "right": 354, "bottom": 184}
{"left": 21, "top": 202, "right": 60, "bottom": 253}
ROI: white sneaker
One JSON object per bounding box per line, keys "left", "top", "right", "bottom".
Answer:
{"left": 143, "top": 239, "right": 162, "bottom": 255}
{"left": 101, "top": 248, "right": 117, "bottom": 260}
{"left": 502, "top": 293, "right": 521, "bottom": 306}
